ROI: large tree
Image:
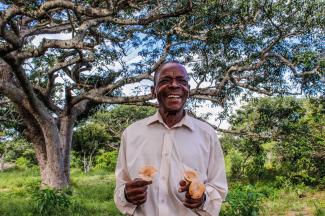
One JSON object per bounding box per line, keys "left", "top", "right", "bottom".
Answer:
{"left": 0, "top": 0, "right": 324, "bottom": 188}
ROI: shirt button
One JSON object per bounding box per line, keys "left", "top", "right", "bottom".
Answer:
{"left": 162, "top": 176, "right": 166, "bottom": 180}
{"left": 165, "top": 152, "right": 169, "bottom": 156}
{"left": 161, "top": 199, "right": 165, "bottom": 203}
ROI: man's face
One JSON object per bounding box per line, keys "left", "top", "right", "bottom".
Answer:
{"left": 152, "top": 63, "right": 190, "bottom": 113}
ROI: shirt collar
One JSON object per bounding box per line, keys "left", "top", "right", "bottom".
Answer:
{"left": 146, "top": 110, "right": 195, "bottom": 131}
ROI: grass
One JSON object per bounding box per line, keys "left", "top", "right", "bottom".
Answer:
{"left": 0, "top": 167, "right": 324, "bottom": 216}
{"left": 262, "top": 186, "right": 325, "bottom": 216}
{"left": 0, "top": 167, "right": 122, "bottom": 216}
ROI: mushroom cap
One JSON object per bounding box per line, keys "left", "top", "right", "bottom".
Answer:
{"left": 138, "top": 165, "right": 158, "bottom": 181}
{"left": 189, "top": 179, "right": 205, "bottom": 199}
{"left": 183, "top": 170, "right": 199, "bottom": 183}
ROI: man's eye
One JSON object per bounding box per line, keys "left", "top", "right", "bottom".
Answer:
{"left": 179, "top": 79, "right": 188, "bottom": 84}
{"left": 159, "top": 80, "right": 170, "bottom": 84}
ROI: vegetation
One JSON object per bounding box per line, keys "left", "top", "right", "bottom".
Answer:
{"left": 0, "top": 168, "right": 123, "bottom": 216}
{"left": 1, "top": 0, "right": 324, "bottom": 189}
{"left": 0, "top": 97, "right": 324, "bottom": 215}
{"left": 72, "top": 105, "right": 155, "bottom": 172}
{"left": 0, "top": 167, "right": 324, "bottom": 216}
{"left": 222, "top": 97, "right": 325, "bottom": 186}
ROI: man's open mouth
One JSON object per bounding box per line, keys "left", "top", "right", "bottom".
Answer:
{"left": 167, "top": 94, "right": 181, "bottom": 99}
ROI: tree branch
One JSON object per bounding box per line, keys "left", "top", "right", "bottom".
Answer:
{"left": 84, "top": 94, "right": 153, "bottom": 104}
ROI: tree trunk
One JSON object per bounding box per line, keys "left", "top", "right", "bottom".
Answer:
{"left": 0, "top": 154, "right": 4, "bottom": 171}
{"left": 33, "top": 132, "right": 71, "bottom": 189}
{"left": 21, "top": 109, "right": 75, "bottom": 189}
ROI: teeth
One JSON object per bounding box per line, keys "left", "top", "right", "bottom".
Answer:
{"left": 168, "top": 95, "right": 180, "bottom": 98}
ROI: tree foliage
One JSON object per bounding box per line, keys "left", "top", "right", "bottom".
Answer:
{"left": 223, "top": 96, "right": 325, "bottom": 185}
{"left": 0, "top": 0, "right": 323, "bottom": 188}
{"left": 72, "top": 105, "right": 155, "bottom": 172}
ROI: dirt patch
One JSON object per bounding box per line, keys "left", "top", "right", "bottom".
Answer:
{"left": 0, "top": 162, "right": 15, "bottom": 171}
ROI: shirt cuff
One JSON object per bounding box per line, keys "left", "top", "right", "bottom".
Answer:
{"left": 114, "top": 185, "right": 137, "bottom": 215}
{"left": 195, "top": 185, "right": 223, "bottom": 216}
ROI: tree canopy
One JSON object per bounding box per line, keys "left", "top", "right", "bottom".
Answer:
{"left": 222, "top": 97, "right": 325, "bottom": 185}
{"left": 0, "top": 0, "right": 324, "bottom": 188}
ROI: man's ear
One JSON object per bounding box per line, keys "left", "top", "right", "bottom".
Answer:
{"left": 151, "top": 86, "right": 156, "bottom": 97}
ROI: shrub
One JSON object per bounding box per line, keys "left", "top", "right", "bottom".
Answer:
{"left": 95, "top": 150, "right": 118, "bottom": 172}
{"left": 314, "top": 203, "right": 325, "bottom": 216}
{"left": 32, "top": 188, "right": 71, "bottom": 216}
{"left": 220, "top": 185, "right": 264, "bottom": 216}
{"left": 70, "top": 151, "right": 82, "bottom": 169}
{"left": 15, "top": 157, "right": 30, "bottom": 169}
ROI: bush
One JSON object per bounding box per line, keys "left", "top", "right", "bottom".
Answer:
{"left": 33, "top": 188, "right": 71, "bottom": 216}
{"left": 220, "top": 185, "right": 264, "bottom": 216}
{"left": 95, "top": 150, "right": 118, "bottom": 172}
{"left": 70, "top": 151, "right": 82, "bottom": 169}
{"left": 15, "top": 157, "right": 30, "bottom": 169}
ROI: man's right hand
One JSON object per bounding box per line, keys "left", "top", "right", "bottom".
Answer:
{"left": 124, "top": 178, "right": 152, "bottom": 206}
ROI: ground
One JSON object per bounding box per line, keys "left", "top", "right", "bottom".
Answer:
{"left": 0, "top": 167, "right": 324, "bottom": 215}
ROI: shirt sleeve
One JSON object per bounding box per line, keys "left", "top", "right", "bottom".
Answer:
{"left": 114, "top": 130, "right": 137, "bottom": 215}
{"left": 196, "top": 132, "right": 228, "bottom": 216}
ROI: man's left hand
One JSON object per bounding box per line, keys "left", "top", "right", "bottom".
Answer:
{"left": 178, "top": 180, "right": 205, "bottom": 209}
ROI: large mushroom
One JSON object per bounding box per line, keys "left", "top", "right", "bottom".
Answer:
{"left": 183, "top": 169, "right": 205, "bottom": 199}
{"left": 189, "top": 179, "right": 206, "bottom": 199}
{"left": 138, "top": 165, "right": 158, "bottom": 181}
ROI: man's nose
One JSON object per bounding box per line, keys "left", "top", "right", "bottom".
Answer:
{"left": 170, "top": 79, "right": 180, "bottom": 88}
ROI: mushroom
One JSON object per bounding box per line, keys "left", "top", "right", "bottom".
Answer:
{"left": 183, "top": 169, "right": 205, "bottom": 199}
{"left": 138, "top": 165, "right": 158, "bottom": 181}
{"left": 183, "top": 169, "right": 199, "bottom": 184}
{"left": 189, "top": 179, "right": 206, "bottom": 199}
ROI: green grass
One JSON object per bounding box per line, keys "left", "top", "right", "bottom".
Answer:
{"left": 0, "top": 167, "right": 123, "bottom": 216}
{"left": 261, "top": 185, "right": 325, "bottom": 216}
{"left": 1, "top": 167, "right": 324, "bottom": 216}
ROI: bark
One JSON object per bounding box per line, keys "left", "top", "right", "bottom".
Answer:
{"left": 19, "top": 107, "right": 73, "bottom": 189}
{"left": 0, "top": 154, "right": 5, "bottom": 172}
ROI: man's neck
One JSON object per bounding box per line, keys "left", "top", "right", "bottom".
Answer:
{"left": 159, "top": 109, "right": 185, "bottom": 128}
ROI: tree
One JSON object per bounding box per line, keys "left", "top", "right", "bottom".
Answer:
{"left": 73, "top": 122, "right": 110, "bottom": 172}
{"left": 0, "top": 0, "right": 323, "bottom": 188}
{"left": 72, "top": 105, "right": 155, "bottom": 172}
{"left": 223, "top": 97, "right": 325, "bottom": 184}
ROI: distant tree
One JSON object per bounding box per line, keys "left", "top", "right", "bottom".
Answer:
{"left": 90, "top": 105, "right": 156, "bottom": 144}
{"left": 0, "top": 137, "right": 35, "bottom": 171}
{"left": 0, "top": 0, "right": 323, "bottom": 188}
{"left": 73, "top": 122, "right": 110, "bottom": 172}
{"left": 72, "top": 105, "right": 155, "bottom": 172}
{"left": 223, "top": 97, "right": 325, "bottom": 184}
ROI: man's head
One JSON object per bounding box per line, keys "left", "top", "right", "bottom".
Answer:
{"left": 151, "top": 61, "right": 190, "bottom": 113}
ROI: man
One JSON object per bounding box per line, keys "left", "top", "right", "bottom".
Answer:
{"left": 114, "top": 61, "right": 228, "bottom": 215}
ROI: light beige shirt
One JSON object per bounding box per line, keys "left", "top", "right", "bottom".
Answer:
{"left": 114, "top": 112, "right": 228, "bottom": 216}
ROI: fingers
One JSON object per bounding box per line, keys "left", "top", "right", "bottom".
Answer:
{"left": 178, "top": 180, "right": 189, "bottom": 192}
{"left": 130, "top": 178, "right": 152, "bottom": 187}
{"left": 126, "top": 191, "right": 148, "bottom": 204}
{"left": 126, "top": 187, "right": 148, "bottom": 197}
{"left": 135, "top": 196, "right": 147, "bottom": 206}
{"left": 183, "top": 192, "right": 205, "bottom": 209}
{"left": 179, "top": 180, "right": 187, "bottom": 186}
{"left": 183, "top": 201, "right": 202, "bottom": 209}
{"left": 125, "top": 178, "right": 152, "bottom": 205}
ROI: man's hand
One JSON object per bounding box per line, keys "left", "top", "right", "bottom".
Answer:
{"left": 178, "top": 180, "right": 205, "bottom": 209}
{"left": 124, "top": 178, "right": 152, "bottom": 206}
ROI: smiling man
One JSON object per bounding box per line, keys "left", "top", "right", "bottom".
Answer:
{"left": 114, "top": 61, "right": 228, "bottom": 216}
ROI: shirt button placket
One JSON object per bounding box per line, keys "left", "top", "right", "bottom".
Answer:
{"left": 158, "top": 131, "right": 172, "bottom": 216}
